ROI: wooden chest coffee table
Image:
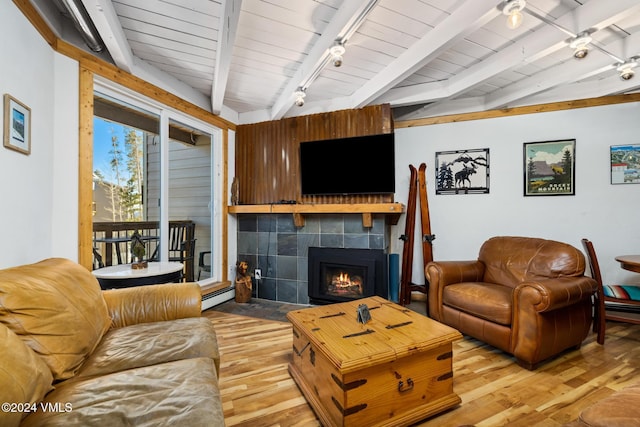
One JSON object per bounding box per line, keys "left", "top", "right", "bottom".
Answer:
{"left": 287, "top": 296, "right": 462, "bottom": 427}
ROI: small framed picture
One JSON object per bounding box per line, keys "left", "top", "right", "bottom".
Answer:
{"left": 3, "top": 94, "right": 31, "bottom": 155}
{"left": 610, "top": 144, "right": 640, "bottom": 184}
{"left": 435, "top": 148, "right": 489, "bottom": 194}
{"left": 524, "top": 139, "right": 575, "bottom": 196}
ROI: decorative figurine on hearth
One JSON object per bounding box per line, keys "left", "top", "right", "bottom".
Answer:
{"left": 235, "top": 260, "right": 252, "bottom": 303}
{"left": 130, "top": 230, "right": 148, "bottom": 269}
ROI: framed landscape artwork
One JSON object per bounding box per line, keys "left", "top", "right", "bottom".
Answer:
{"left": 610, "top": 144, "right": 640, "bottom": 184}
{"left": 3, "top": 94, "right": 31, "bottom": 155}
{"left": 435, "top": 148, "right": 489, "bottom": 195}
{"left": 524, "top": 139, "right": 575, "bottom": 196}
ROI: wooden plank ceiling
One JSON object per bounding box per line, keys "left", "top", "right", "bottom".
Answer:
{"left": 37, "top": 0, "right": 640, "bottom": 124}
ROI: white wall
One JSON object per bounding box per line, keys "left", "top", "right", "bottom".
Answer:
{"left": 394, "top": 102, "right": 640, "bottom": 288}
{"left": 0, "top": 3, "right": 79, "bottom": 267}
{"left": 51, "top": 54, "right": 79, "bottom": 260}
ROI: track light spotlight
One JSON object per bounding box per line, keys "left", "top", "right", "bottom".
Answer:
{"left": 502, "top": 0, "right": 526, "bottom": 30}
{"left": 294, "top": 88, "right": 306, "bottom": 107}
{"left": 569, "top": 33, "right": 592, "bottom": 59}
{"left": 330, "top": 42, "right": 346, "bottom": 67}
{"left": 617, "top": 60, "right": 638, "bottom": 81}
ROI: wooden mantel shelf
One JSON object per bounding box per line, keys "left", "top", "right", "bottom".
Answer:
{"left": 227, "top": 203, "right": 405, "bottom": 228}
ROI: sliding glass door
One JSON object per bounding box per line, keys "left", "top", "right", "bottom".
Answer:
{"left": 166, "top": 118, "right": 213, "bottom": 281}
{"left": 92, "top": 91, "right": 161, "bottom": 268}
{"left": 92, "top": 80, "right": 222, "bottom": 283}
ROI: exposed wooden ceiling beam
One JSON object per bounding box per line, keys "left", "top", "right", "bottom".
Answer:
{"left": 81, "top": 0, "right": 134, "bottom": 72}
{"left": 348, "top": 0, "right": 500, "bottom": 109}
{"left": 212, "top": 0, "right": 241, "bottom": 115}
{"left": 379, "top": 0, "right": 640, "bottom": 108}
{"left": 268, "top": 0, "right": 379, "bottom": 121}
{"left": 80, "top": 0, "right": 213, "bottom": 113}
{"left": 485, "top": 31, "right": 640, "bottom": 109}
{"left": 520, "top": 77, "right": 640, "bottom": 107}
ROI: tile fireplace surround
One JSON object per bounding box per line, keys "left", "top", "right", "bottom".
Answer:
{"left": 236, "top": 213, "right": 390, "bottom": 304}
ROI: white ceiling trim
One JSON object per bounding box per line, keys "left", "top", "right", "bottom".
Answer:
{"left": 212, "top": 0, "right": 242, "bottom": 115}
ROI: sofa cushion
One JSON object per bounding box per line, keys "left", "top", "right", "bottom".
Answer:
{"left": 76, "top": 317, "right": 220, "bottom": 378}
{"left": 21, "top": 357, "right": 224, "bottom": 427}
{"left": 0, "top": 258, "right": 111, "bottom": 380}
{"left": 0, "top": 323, "right": 54, "bottom": 427}
{"left": 443, "top": 282, "right": 513, "bottom": 326}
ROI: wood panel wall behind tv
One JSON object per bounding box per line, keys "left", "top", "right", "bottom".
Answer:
{"left": 235, "top": 104, "right": 394, "bottom": 205}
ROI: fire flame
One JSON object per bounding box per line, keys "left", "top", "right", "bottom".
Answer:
{"left": 336, "top": 272, "right": 350, "bottom": 286}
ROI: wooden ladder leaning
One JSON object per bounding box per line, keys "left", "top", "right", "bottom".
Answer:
{"left": 399, "top": 163, "right": 435, "bottom": 306}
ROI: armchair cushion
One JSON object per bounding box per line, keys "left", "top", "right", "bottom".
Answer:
{"left": 0, "top": 258, "right": 111, "bottom": 380}
{"left": 443, "top": 282, "right": 512, "bottom": 325}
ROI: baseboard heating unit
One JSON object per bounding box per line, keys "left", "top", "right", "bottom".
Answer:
{"left": 200, "top": 284, "right": 234, "bottom": 311}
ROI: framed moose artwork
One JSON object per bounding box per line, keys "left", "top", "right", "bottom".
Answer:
{"left": 435, "top": 148, "right": 489, "bottom": 195}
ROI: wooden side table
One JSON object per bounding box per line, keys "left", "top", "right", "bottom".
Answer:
{"left": 615, "top": 255, "right": 640, "bottom": 273}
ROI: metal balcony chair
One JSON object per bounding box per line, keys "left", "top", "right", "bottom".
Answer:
{"left": 581, "top": 238, "right": 640, "bottom": 345}
{"left": 151, "top": 221, "right": 196, "bottom": 282}
{"left": 198, "top": 251, "right": 211, "bottom": 280}
{"left": 92, "top": 247, "right": 104, "bottom": 270}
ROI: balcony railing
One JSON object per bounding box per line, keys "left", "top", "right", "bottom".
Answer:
{"left": 92, "top": 220, "right": 196, "bottom": 281}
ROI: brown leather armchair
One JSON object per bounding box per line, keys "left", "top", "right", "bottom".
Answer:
{"left": 426, "top": 236, "right": 598, "bottom": 369}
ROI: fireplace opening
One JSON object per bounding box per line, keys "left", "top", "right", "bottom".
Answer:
{"left": 309, "top": 247, "right": 387, "bottom": 304}
{"left": 323, "top": 264, "right": 367, "bottom": 299}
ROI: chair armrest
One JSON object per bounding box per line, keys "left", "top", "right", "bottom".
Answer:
{"left": 426, "top": 260, "right": 485, "bottom": 320}
{"left": 102, "top": 282, "right": 202, "bottom": 329}
{"left": 514, "top": 276, "right": 598, "bottom": 313}
{"left": 512, "top": 276, "right": 598, "bottom": 365}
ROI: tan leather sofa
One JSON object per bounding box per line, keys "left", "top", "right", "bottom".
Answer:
{"left": 0, "top": 258, "right": 223, "bottom": 427}
{"left": 426, "top": 236, "right": 598, "bottom": 369}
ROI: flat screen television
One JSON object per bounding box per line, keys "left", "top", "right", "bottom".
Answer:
{"left": 300, "top": 133, "right": 395, "bottom": 195}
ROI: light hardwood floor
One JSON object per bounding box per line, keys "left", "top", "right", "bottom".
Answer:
{"left": 204, "top": 309, "right": 640, "bottom": 427}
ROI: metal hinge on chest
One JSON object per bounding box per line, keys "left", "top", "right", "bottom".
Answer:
{"left": 331, "top": 397, "right": 367, "bottom": 416}
{"left": 292, "top": 341, "right": 316, "bottom": 366}
{"left": 331, "top": 373, "right": 367, "bottom": 391}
